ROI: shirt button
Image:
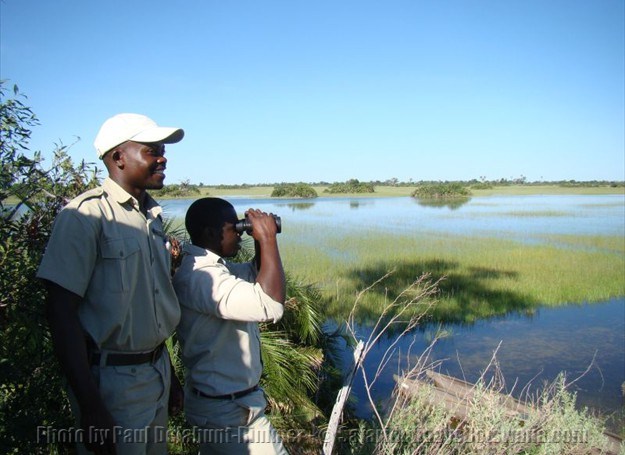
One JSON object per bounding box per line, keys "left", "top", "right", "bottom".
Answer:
{"left": 155, "top": 289, "right": 160, "bottom": 294}
{"left": 119, "top": 251, "right": 124, "bottom": 257}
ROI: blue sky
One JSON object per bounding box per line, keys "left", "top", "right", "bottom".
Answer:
{"left": 2, "top": 0, "right": 624, "bottom": 185}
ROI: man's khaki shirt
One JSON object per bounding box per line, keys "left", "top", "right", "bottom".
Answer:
{"left": 37, "top": 178, "right": 180, "bottom": 352}
{"left": 173, "top": 243, "right": 284, "bottom": 396}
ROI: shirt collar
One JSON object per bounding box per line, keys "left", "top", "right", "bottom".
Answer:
{"left": 102, "top": 177, "right": 162, "bottom": 218}
{"left": 181, "top": 243, "right": 225, "bottom": 264}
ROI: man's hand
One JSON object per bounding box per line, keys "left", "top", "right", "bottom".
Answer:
{"left": 81, "top": 402, "right": 118, "bottom": 454}
{"left": 246, "top": 209, "right": 286, "bottom": 303}
{"left": 246, "top": 209, "right": 279, "bottom": 241}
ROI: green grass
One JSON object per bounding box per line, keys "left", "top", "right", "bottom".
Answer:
{"left": 499, "top": 210, "right": 569, "bottom": 217}
{"left": 279, "top": 228, "right": 625, "bottom": 324}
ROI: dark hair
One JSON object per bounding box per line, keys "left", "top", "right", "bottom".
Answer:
{"left": 185, "top": 197, "right": 236, "bottom": 245}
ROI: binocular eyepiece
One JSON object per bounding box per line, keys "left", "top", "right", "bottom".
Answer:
{"left": 234, "top": 214, "right": 282, "bottom": 235}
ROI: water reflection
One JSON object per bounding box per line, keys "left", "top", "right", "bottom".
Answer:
{"left": 414, "top": 196, "right": 472, "bottom": 210}
{"left": 276, "top": 201, "right": 316, "bottom": 211}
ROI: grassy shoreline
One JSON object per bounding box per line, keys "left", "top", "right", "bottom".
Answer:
{"left": 158, "top": 184, "right": 625, "bottom": 200}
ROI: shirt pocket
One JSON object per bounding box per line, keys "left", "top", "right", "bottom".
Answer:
{"left": 100, "top": 237, "right": 141, "bottom": 293}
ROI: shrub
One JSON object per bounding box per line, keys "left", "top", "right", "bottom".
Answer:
{"left": 152, "top": 179, "right": 201, "bottom": 198}
{"left": 411, "top": 182, "right": 471, "bottom": 199}
{"left": 323, "top": 178, "right": 375, "bottom": 194}
{"left": 1, "top": 82, "right": 101, "bottom": 454}
{"left": 271, "top": 182, "right": 318, "bottom": 198}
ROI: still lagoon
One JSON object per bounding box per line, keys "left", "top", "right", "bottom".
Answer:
{"left": 160, "top": 194, "right": 625, "bottom": 427}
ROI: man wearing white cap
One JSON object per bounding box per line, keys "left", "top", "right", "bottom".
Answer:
{"left": 38, "top": 113, "right": 184, "bottom": 454}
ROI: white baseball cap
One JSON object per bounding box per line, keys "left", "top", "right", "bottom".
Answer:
{"left": 94, "top": 113, "right": 184, "bottom": 158}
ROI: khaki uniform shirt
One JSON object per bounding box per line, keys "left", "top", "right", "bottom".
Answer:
{"left": 173, "top": 243, "right": 284, "bottom": 396}
{"left": 37, "top": 178, "right": 180, "bottom": 352}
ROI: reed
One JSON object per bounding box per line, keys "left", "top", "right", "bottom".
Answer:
{"left": 279, "top": 226, "right": 625, "bottom": 323}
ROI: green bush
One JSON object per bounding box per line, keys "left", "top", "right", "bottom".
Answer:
{"left": 152, "top": 179, "right": 201, "bottom": 198}
{"left": 1, "top": 82, "right": 101, "bottom": 454}
{"left": 323, "top": 178, "right": 375, "bottom": 194}
{"left": 411, "top": 182, "right": 471, "bottom": 199}
{"left": 271, "top": 182, "right": 318, "bottom": 198}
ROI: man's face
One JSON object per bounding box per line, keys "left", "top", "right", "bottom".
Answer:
{"left": 118, "top": 141, "right": 168, "bottom": 190}
{"left": 219, "top": 208, "right": 242, "bottom": 258}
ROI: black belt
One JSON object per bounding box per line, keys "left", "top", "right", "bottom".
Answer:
{"left": 193, "top": 385, "right": 259, "bottom": 400}
{"left": 90, "top": 343, "right": 165, "bottom": 366}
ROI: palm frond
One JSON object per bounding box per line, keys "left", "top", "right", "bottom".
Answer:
{"left": 260, "top": 330, "right": 324, "bottom": 419}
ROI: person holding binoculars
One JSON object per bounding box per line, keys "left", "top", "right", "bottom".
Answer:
{"left": 172, "top": 197, "right": 288, "bottom": 454}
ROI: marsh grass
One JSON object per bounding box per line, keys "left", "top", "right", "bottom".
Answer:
{"left": 279, "top": 226, "right": 625, "bottom": 323}
{"left": 498, "top": 210, "right": 569, "bottom": 217}
{"left": 379, "top": 365, "right": 621, "bottom": 455}
{"left": 539, "top": 234, "right": 625, "bottom": 254}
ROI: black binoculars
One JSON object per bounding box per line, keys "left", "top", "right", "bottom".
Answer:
{"left": 234, "top": 214, "right": 282, "bottom": 235}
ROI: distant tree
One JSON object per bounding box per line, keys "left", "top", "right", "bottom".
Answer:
{"left": 151, "top": 178, "right": 201, "bottom": 198}
{"left": 271, "top": 183, "right": 318, "bottom": 198}
{"left": 411, "top": 182, "right": 471, "bottom": 199}
{"left": 324, "top": 178, "right": 375, "bottom": 194}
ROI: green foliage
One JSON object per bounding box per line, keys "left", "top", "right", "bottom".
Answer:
{"left": 559, "top": 180, "right": 625, "bottom": 188}
{"left": 271, "top": 182, "right": 318, "bottom": 198}
{"left": 411, "top": 182, "right": 471, "bottom": 199}
{"left": 470, "top": 182, "right": 494, "bottom": 190}
{"left": 152, "top": 179, "right": 201, "bottom": 198}
{"left": 0, "top": 81, "right": 101, "bottom": 454}
{"left": 324, "top": 178, "right": 375, "bottom": 194}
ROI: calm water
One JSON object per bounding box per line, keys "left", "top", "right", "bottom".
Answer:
{"left": 160, "top": 194, "right": 625, "bottom": 426}
{"left": 344, "top": 297, "right": 624, "bottom": 429}
{"left": 161, "top": 194, "right": 625, "bottom": 241}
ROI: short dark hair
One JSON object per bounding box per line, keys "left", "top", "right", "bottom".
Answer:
{"left": 185, "top": 197, "right": 236, "bottom": 245}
